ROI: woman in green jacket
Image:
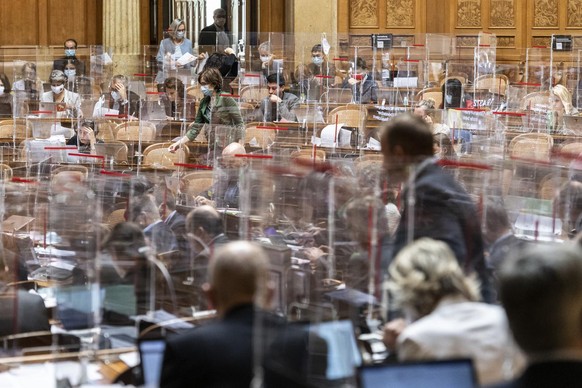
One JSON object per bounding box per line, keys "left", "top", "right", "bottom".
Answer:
{"left": 168, "top": 67, "right": 244, "bottom": 155}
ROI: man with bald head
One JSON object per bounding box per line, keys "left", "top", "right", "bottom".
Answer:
{"left": 196, "top": 142, "right": 247, "bottom": 208}
{"left": 160, "top": 241, "right": 273, "bottom": 388}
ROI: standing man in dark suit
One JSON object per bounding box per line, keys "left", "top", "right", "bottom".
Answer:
{"left": 53, "top": 38, "right": 86, "bottom": 76}
{"left": 160, "top": 241, "right": 275, "bottom": 388}
{"left": 380, "top": 113, "right": 493, "bottom": 302}
{"left": 198, "top": 8, "right": 231, "bottom": 53}
{"left": 490, "top": 243, "right": 582, "bottom": 388}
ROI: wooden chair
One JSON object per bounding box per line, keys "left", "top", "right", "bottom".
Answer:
{"left": 439, "top": 74, "right": 469, "bottom": 87}
{"left": 508, "top": 133, "right": 553, "bottom": 162}
{"left": 51, "top": 165, "right": 89, "bottom": 179}
{"left": 0, "top": 121, "right": 32, "bottom": 139}
{"left": 143, "top": 142, "right": 189, "bottom": 170}
{"left": 115, "top": 121, "right": 156, "bottom": 141}
{"left": 415, "top": 87, "right": 443, "bottom": 108}
{"left": 95, "top": 120, "right": 116, "bottom": 141}
{"left": 539, "top": 174, "right": 567, "bottom": 200}
{"left": 520, "top": 91, "right": 551, "bottom": 111}
{"left": 244, "top": 122, "right": 277, "bottom": 149}
{"left": 327, "top": 105, "right": 368, "bottom": 132}
{"left": 240, "top": 86, "right": 269, "bottom": 104}
{"left": 186, "top": 85, "right": 203, "bottom": 100}
{"left": 95, "top": 140, "right": 129, "bottom": 164}
{"left": 560, "top": 141, "right": 582, "bottom": 159}
{"left": 106, "top": 208, "right": 127, "bottom": 226}
{"left": 181, "top": 171, "right": 214, "bottom": 197}
{"left": 291, "top": 149, "right": 326, "bottom": 162}
{"left": 473, "top": 74, "right": 509, "bottom": 96}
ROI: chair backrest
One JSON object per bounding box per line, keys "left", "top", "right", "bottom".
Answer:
{"left": 0, "top": 163, "right": 13, "bottom": 181}
{"left": 51, "top": 165, "right": 89, "bottom": 178}
{"left": 96, "top": 120, "right": 116, "bottom": 141}
{"left": 106, "top": 208, "right": 127, "bottom": 226}
{"left": 473, "top": 74, "right": 509, "bottom": 96}
{"left": 244, "top": 122, "right": 277, "bottom": 149}
{"left": 143, "top": 142, "right": 189, "bottom": 169}
{"left": 186, "top": 85, "right": 203, "bottom": 100}
{"left": 439, "top": 74, "right": 468, "bottom": 87}
{"left": 0, "top": 123, "right": 31, "bottom": 139}
{"left": 520, "top": 91, "right": 551, "bottom": 111}
{"left": 327, "top": 105, "right": 368, "bottom": 130}
{"left": 240, "top": 86, "right": 269, "bottom": 104}
{"left": 508, "top": 133, "right": 553, "bottom": 162}
{"left": 291, "top": 149, "right": 326, "bottom": 162}
{"left": 415, "top": 87, "right": 443, "bottom": 109}
{"left": 182, "top": 171, "right": 214, "bottom": 197}
{"left": 95, "top": 140, "right": 129, "bottom": 164}
{"left": 115, "top": 121, "right": 156, "bottom": 141}
{"left": 560, "top": 142, "right": 582, "bottom": 159}
{"left": 539, "top": 174, "right": 567, "bottom": 200}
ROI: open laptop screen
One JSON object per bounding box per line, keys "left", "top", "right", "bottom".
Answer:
{"left": 359, "top": 359, "right": 476, "bottom": 388}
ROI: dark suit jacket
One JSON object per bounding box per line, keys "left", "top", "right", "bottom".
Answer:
{"left": 0, "top": 289, "right": 50, "bottom": 337}
{"left": 198, "top": 24, "right": 231, "bottom": 48}
{"left": 103, "top": 90, "right": 142, "bottom": 118}
{"left": 161, "top": 304, "right": 280, "bottom": 388}
{"left": 487, "top": 361, "right": 582, "bottom": 388}
{"left": 392, "top": 160, "right": 494, "bottom": 302}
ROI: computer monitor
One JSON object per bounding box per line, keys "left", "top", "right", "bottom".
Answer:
{"left": 359, "top": 359, "right": 477, "bottom": 388}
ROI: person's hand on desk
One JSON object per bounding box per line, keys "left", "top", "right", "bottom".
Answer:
{"left": 194, "top": 195, "right": 216, "bottom": 207}
{"left": 382, "top": 318, "right": 407, "bottom": 352}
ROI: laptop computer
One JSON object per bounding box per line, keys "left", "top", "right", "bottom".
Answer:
{"left": 358, "top": 359, "right": 477, "bottom": 388}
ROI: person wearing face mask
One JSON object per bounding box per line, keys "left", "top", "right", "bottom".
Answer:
{"left": 41, "top": 70, "right": 81, "bottom": 121}
{"left": 168, "top": 68, "right": 243, "bottom": 158}
{"left": 162, "top": 77, "right": 196, "bottom": 121}
{"left": 300, "top": 43, "right": 337, "bottom": 101}
{"left": 53, "top": 38, "right": 85, "bottom": 76}
{"left": 259, "top": 73, "right": 299, "bottom": 122}
{"left": 0, "top": 73, "right": 13, "bottom": 118}
{"left": 341, "top": 57, "right": 378, "bottom": 104}
{"left": 199, "top": 8, "right": 231, "bottom": 54}
{"left": 155, "top": 19, "right": 194, "bottom": 85}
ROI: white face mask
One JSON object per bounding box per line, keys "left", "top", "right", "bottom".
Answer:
{"left": 176, "top": 31, "right": 185, "bottom": 40}
{"left": 445, "top": 94, "right": 453, "bottom": 105}
{"left": 312, "top": 56, "right": 323, "bottom": 66}
{"left": 200, "top": 85, "right": 213, "bottom": 96}
{"left": 0, "top": 86, "right": 4, "bottom": 95}
{"left": 64, "top": 69, "right": 76, "bottom": 79}
{"left": 51, "top": 84, "right": 64, "bottom": 94}
{"left": 111, "top": 91, "right": 121, "bottom": 101}
{"left": 260, "top": 55, "right": 271, "bottom": 63}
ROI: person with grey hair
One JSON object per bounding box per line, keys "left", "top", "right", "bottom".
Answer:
{"left": 199, "top": 8, "right": 231, "bottom": 53}
{"left": 41, "top": 69, "right": 81, "bottom": 120}
{"left": 155, "top": 18, "right": 194, "bottom": 84}
{"left": 95, "top": 74, "right": 141, "bottom": 118}
{"left": 160, "top": 241, "right": 274, "bottom": 387}
{"left": 383, "top": 238, "right": 524, "bottom": 386}
{"left": 492, "top": 243, "right": 582, "bottom": 388}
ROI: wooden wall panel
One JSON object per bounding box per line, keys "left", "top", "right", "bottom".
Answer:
{"left": 0, "top": 0, "right": 40, "bottom": 46}
{"left": 0, "top": 0, "right": 102, "bottom": 47}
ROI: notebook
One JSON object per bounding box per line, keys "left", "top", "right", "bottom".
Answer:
{"left": 359, "top": 359, "right": 477, "bottom": 388}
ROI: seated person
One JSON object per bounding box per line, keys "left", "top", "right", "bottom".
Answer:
{"left": 0, "top": 73, "right": 13, "bottom": 118}
{"left": 341, "top": 57, "right": 377, "bottom": 104}
{"left": 413, "top": 98, "right": 435, "bottom": 125}
{"left": 66, "top": 119, "right": 101, "bottom": 154}
{"left": 53, "top": 38, "right": 85, "bottom": 75}
{"left": 12, "top": 62, "right": 42, "bottom": 99}
{"left": 383, "top": 238, "right": 524, "bottom": 386}
{"left": 202, "top": 48, "right": 239, "bottom": 93}
{"left": 162, "top": 77, "right": 196, "bottom": 121}
{"left": 94, "top": 74, "right": 141, "bottom": 118}
{"left": 160, "top": 241, "right": 274, "bottom": 387}
{"left": 299, "top": 44, "right": 337, "bottom": 101}
{"left": 550, "top": 84, "right": 579, "bottom": 134}
{"left": 127, "top": 194, "right": 178, "bottom": 255}
{"left": 260, "top": 73, "right": 300, "bottom": 122}
{"left": 41, "top": 70, "right": 82, "bottom": 120}
{"left": 0, "top": 285, "right": 50, "bottom": 337}
{"left": 433, "top": 132, "right": 456, "bottom": 160}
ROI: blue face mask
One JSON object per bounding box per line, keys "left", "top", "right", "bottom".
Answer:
{"left": 65, "top": 49, "right": 76, "bottom": 57}
{"left": 312, "top": 56, "right": 323, "bottom": 66}
{"left": 200, "top": 85, "right": 213, "bottom": 96}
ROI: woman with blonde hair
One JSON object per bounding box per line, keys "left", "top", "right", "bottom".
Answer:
{"left": 550, "top": 84, "right": 578, "bottom": 133}
{"left": 383, "top": 238, "right": 524, "bottom": 386}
